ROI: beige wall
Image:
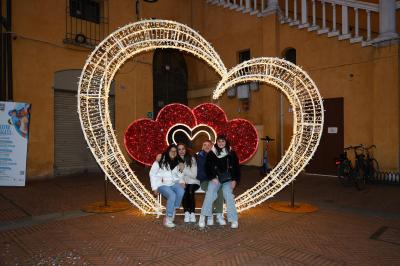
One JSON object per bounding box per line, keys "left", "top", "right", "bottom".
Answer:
{"left": 12, "top": 0, "right": 138, "bottom": 177}
{"left": 10, "top": 0, "right": 400, "bottom": 179}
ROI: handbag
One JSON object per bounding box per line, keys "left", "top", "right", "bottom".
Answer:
{"left": 216, "top": 157, "right": 232, "bottom": 183}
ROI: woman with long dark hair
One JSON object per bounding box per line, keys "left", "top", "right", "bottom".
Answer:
{"left": 199, "top": 135, "right": 240, "bottom": 229}
{"left": 176, "top": 143, "right": 199, "bottom": 223}
{"left": 149, "top": 144, "right": 185, "bottom": 228}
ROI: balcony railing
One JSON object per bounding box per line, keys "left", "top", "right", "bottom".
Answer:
{"left": 207, "top": 0, "right": 399, "bottom": 46}
{"left": 64, "top": 0, "right": 109, "bottom": 48}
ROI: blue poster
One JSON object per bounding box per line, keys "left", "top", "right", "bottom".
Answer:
{"left": 0, "top": 101, "right": 31, "bottom": 186}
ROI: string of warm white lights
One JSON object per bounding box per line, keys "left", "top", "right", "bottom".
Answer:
{"left": 167, "top": 123, "right": 217, "bottom": 145}
{"left": 78, "top": 20, "right": 228, "bottom": 214}
{"left": 214, "top": 57, "right": 323, "bottom": 212}
{"left": 78, "top": 19, "right": 324, "bottom": 215}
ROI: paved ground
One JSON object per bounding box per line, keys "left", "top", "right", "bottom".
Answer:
{"left": 1, "top": 165, "right": 400, "bottom": 265}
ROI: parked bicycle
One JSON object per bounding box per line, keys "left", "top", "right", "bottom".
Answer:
{"left": 336, "top": 145, "right": 366, "bottom": 190}
{"left": 363, "top": 145, "right": 380, "bottom": 182}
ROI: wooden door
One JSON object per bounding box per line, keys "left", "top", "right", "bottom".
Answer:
{"left": 306, "top": 97, "right": 344, "bottom": 175}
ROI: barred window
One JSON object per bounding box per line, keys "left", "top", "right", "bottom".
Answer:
{"left": 65, "top": 0, "right": 109, "bottom": 48}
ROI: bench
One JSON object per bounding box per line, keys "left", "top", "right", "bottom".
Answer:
{"left": 155, "top": 186, "right": 206, "bottom": 217}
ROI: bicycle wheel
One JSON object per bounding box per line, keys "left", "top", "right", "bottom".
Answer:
{"left": 370, "top": 159, "right": 380, "bottom": 179}
{"left": 338, "top": 162, "right": 352, "bottom": 186}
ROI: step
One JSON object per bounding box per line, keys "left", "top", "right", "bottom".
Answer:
{"left": 361, "top": 40, "right": 373, "bottom": 47}
{"left": 229, "top": 4, "right": 239, "bottom": 10}
{"left": 223, "top": 2, "right": 232, "bottom": 8}
{"left": 350, "top": 36, "right": 363, "bottom": 44}
{"left": 327, "top": 31, "right": 340, "bottom": 37}
{"left": 250, "top": 10, "right": 260, "bottom": 16}
{"left": 280, "top": 18, "right": 290, "bottom": 24}
{"left": 298, "top": 23, "right": 310, "bottom": 29}
{"left": 236, "top": 5, "right": 245, "bottom": 11}
{"left": 289, "top": 20, "right": 300, "bottom": 26}
{"left": 308, "top": 25, "right": 320, "bottom": 32}
{"left": 242, "top": 8, "right": 252, "bottom": 14}
{"left": 338, "top": 33, "right": 351, "bottom": 41}
{"left": 317, "top": 28, "right": 330, "bottom": 35}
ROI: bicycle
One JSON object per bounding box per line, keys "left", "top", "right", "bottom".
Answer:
{"left": 363, "top": 145, "right": 379, "bottom": 182}
{"left": 336, "top": 145, "right": 366, "bottom": 190}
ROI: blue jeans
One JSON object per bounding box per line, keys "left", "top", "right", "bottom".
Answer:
{"left": 200, "top": 180, "right": 238, "bottom": 222}
{"left": 158, "top": 183, "right": 185, "bottom": 218}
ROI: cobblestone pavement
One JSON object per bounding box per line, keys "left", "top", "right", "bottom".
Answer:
{"left": 0, "top": 166, "right": 399, "bottom": 265}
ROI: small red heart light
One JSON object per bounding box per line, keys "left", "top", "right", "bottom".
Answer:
{"left": 124, "top": 103, "right": 259, "bottom": 165}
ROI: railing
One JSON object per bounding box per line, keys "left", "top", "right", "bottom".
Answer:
{"left": 281, "top": 0, "right": 399, "bottom": 45}
{"left": 207, "top": 0, "right": 400, "bottom": 46}
{"left": 207, "top": 0, "right": 269, "bottom": 16}
{"left": 282, "top": 0, "right": 378, "bottom": 43}
{"left": 64, "top": 0, "right": 109, "bottom": 48}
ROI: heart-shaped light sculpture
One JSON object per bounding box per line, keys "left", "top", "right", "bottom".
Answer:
{"left": 78, "top": 20, "right": 323, "bottom": 214}
{"left": 124, "top": 102, "right": 259, "bottom": 165}
{"left": 166, "top": 124, "right": 217, "bottom": 145}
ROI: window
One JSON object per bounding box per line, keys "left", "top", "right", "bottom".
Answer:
{"left": 283, "top": 48, "right": 296, "bottom": 64}
{"left": 65, "top": 0, "right": 109, "bottom": 48}
{"left": 70, "top": 0, "right": 100, "bottom": 23}
{"left": 238, "top": 49, "right": 251, "bottom": 63}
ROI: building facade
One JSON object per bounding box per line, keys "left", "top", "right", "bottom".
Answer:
{"left": 1, "top": 0, "right": 399, "bottom": 179}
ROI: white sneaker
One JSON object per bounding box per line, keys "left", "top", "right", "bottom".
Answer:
{"left": 207, "top": 215, "right": 214, "bottom": 226}
{"left": 190, "top": 212, "right": 196, "bottom": 222}
{"left": 216, "top": 213, "right": 226, "bottom": 226}
{"left": 198, "top": 215, "right": 206, "bottom": 228}
{"left": 164, "top": 216, "right": 176, "bottom": 228}
{"left": 231, "top": 221, "right": 239, "bottom": 229}
{"left": 184, "top": 212, "right": 190, "bottom": 223}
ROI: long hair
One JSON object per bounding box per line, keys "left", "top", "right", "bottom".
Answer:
{"left": 159, "top": 144, "right": 179, "bottom": 170}
{"left": 214, "top": 135, "right": 231, "bottom": 156}
{"left": 177, "top": 143, "right": 193, "bottom": 167}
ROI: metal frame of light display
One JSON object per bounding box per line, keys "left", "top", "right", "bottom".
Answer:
{"left": 77, "top": 19, "right": 324, "bottom": 215}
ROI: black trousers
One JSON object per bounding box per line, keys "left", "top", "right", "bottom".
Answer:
{"left": 182, "top": 184, "right": 200, "bottom": 213}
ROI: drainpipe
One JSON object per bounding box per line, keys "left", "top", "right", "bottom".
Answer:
{"left": 0, "top": 0, "right": 4, "bottom": 101}
{"left": 6, "top": 0, "right": 12, "bottom": 101}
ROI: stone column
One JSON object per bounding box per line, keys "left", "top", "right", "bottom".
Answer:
{"left": 378, "top": 0, "right": 398, "bottom": 40}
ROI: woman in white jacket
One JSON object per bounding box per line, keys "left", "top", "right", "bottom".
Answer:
{"left": 177, "top": 143, "right": 200, "bottom": 223}
{"left": 149, "top": 144, "right": 185, "bottom": 228}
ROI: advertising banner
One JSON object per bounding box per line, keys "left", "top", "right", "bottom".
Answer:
{"left": 0, "top": 101, "right": 31, "bottom": 186}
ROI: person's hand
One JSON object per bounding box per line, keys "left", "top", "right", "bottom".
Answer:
{"left": 153, "top": 189, "right": 159, "bottom": 196}
{"left": 178, "top": 162, "right": 185, "bottom": 172}
{"left": 180, "top": 182, "right": 186, "bottom": 188}
{"left": 231, "top": 180, "right": 237, "bottom": 189}
{"left": 156, "top": 154, "right": 162, "bottom": 162}
{"left": 212, "top": 178, "right": 219, "bottom": 185}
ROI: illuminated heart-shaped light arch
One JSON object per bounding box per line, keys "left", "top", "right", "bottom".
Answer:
{"left": 214, "top": 58, "right": 323, "bottom": 212}
{"left": 78, "top": 19, "right": 323, "bottom": 215}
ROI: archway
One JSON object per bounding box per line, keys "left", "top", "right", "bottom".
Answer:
{"left": 153, "top": 49, "right": 188, "bottom": 118}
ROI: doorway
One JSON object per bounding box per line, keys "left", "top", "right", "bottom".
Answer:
{"left": 153, "top": 49, "right": 188, "bottom": 117}
{"left": 306, "top": 97, "right": 344, "bottom": 175}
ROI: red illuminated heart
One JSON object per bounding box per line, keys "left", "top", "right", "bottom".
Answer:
{"left": 124, "top": 103, "right": 258, "bottom": 165}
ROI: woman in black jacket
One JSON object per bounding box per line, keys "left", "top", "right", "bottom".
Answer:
{"left": 199, "top": 135, "right": 240, "bottom": 229}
